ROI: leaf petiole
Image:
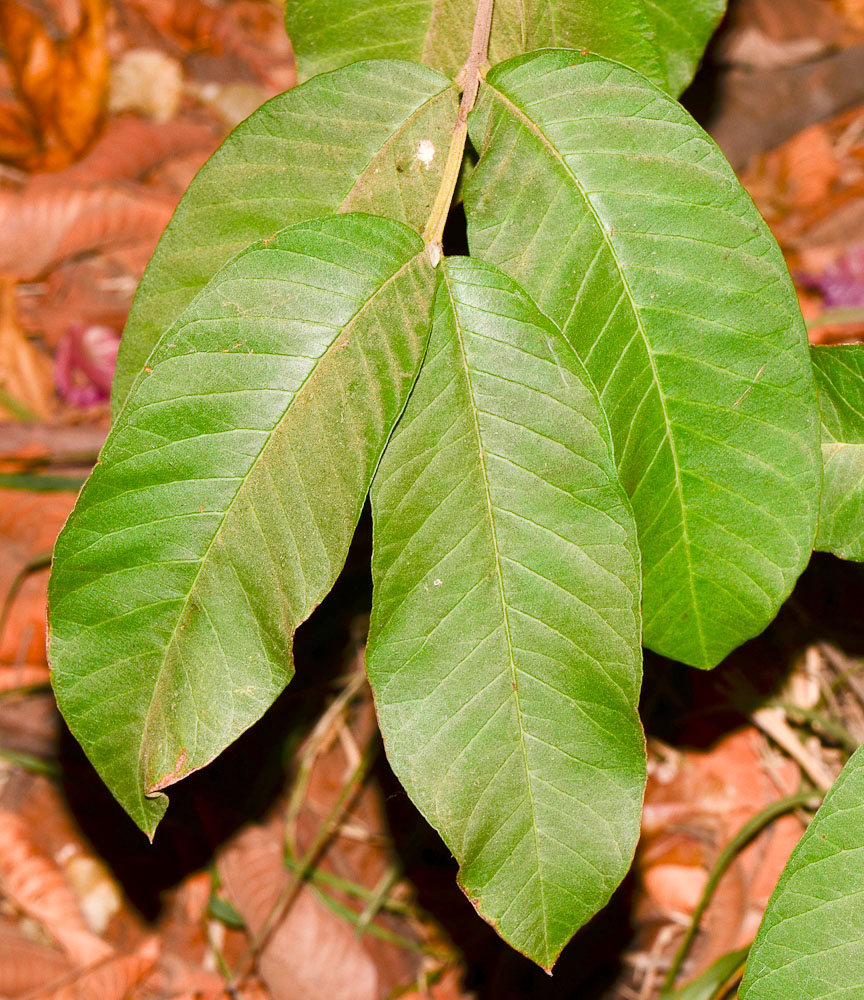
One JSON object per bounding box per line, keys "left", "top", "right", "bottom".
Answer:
{"left": 422, "top": 0, "right": 493, "bottom": 250}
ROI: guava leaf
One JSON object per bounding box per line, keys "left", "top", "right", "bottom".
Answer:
{"left": 112, "top": 60, "right": 457, "bottom": 415}
{"left": 49, "top": 214, "right": 436, "bottom": 835}
{"left": 367, "top": 257, "right": 645, "bottom": 969}
{"left": 285, "top": 0, "right": 725, "bottom": 95}
{"left": 465, "top": 50, "right": 821, "bottom": 669}
{"left": 811, "top": 345, "right": 864, "bottom": 560}
{"left": 740, "top": 746, "right": 864, "bottom": 1000}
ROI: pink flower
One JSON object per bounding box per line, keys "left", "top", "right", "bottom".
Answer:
{"left": 802, "top": 244, "right": 864, "bottom": 308}
{"left": 55, "top": 324, "right": 120, "bottom": 408}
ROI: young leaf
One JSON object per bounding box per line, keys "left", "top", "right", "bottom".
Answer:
{"left": 661, "top": 945, "right": 750, "bottom": 1000}
{"left": 740, "top": 747, "right": 864, "bottom": 1000}
{"left": 367, "top": 257, "right": 645, "bottom": 969}
{"left": 285, "top": 0, "right": 725, "bottom": 96}
{"left": 465, "top": 50, "right": 821, "bottom": 669}
{"left": 811, "top": 345, "right": 864, "bottom": 560}
{"left": 112, "top": 60, "right": 458, "bottom": 415}
{"left": 48, "top": 214, "right": 436, "bottom": 835}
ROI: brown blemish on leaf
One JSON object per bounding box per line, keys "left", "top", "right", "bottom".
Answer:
{"left": 147, "top": 749, "right": 188, "bottom": 793}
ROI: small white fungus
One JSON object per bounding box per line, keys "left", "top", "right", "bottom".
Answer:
{"left": 416, "top": 140, "right": 436, "bottom": 167}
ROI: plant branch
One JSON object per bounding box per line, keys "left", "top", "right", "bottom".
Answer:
{"left": 662, "top": 789, "right": 821, "bottom": 992}
{"left": 423, "top": 0, "right": 494, "bottom": 249}
{"left": 229, "top": 740, "right": 378, "bottom": 988}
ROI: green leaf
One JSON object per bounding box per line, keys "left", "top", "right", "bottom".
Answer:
{"left": 111, "top": 60, "right": 458, "bottom": 416}
{"left": 465, "top": 50, "right": 821, "bottom": 669}
{"left": 208, "top": 895, "right": 246, "bottom": 929}
{"left": 49, "top": 214, "right": 436, "bottom": 835}
{"left": 661, "top": 945, "right": 749, "bottom": 1000}
{"left": 740, "top": 745, "right": 864, "bottom": 1000}
{"left": 367, "top": 257, "right": 645, "bottom": 969}
{"left": 811, "top": 345, "right": 864, "bottom": 560}
{"left": 285, "top": 0, "right": 725, "bottom": 95}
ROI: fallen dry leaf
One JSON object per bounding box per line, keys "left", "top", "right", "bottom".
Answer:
{"left": 0, "top": 182, "right": 175, "bottom": 281}
{"left": 31, "top": 935, "right": 159, "bottom": 1000}
{"left": 123, "top": 0, "right": 296, "bottom": 93}
{"left": 45, "top": 115, "right": 218, "bottom": 187}
{"left": 0, "top": 488, "right": 77, "bottom": 670}
{"left": 60, "top": 853, "right": 123, "bottom": 937}
{"left": 0, "top": 918, "right": 73, "bottom": 996}
{"left": 833, "top": 0, "right": 864, "bottom": 29}
{"left": 0, "top": 0, "right": 110, "bottom": 172}
{"left": 0, "top": 663, "right": 49, "bottom": 690}
{"left": 285, "top": 668, "right": 424, "bottom": 992}
{"left": 638, "top": 728, "right": 806, "bottom": 976}
{"left": 777, "top": 124, "right": 840, "bottom": 207}
{"left": 0, "top": 810, "right": 113, "bottom": 965}
{"left": 0, "top": 279, "right": 54, "bottom": 418}
{"left": 220, "top": 824, "right": 379, "bottom": 1000}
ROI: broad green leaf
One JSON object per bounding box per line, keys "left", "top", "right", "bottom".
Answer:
{"left": 465, "top": 50, "right": 821, "bottom": 669}
{"left": 367, "top": 257, "right": 645, "bottom": 969}
{"left": 112, "top": 60, "right": 458, "bottom": 416}
{"left": 740, "top": 746, "right": 864, "bottom": 1000}
{"left": 49, "top": 214, "right": 436, "bottom": 835}
{"left": 811, "top": 345, "right": 864, "bottom": 560}
{"left": 285, "top": 0, "right": 725, "bottom": 96}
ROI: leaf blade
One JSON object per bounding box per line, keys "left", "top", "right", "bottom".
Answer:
{"left": 465, "top": 49, "right": 821, "bottom": 668}
{"left": 811, "top": 345, "right": 864, "bottom": 560}
{"left": 661, "top": 945, "right": 750, "bottom": 1000}
{"left": 740, "top": 747, "right": 864, "bottom": 1000}
{"left": 111, "top": 60, "right": 458, "bottom": 415}
{"left": 284, "top": 0, "right": 725, "bottom": 94}
{"left": 49, "top": 213, "right": 436, "bottom": 834}
{"left": 367, "top": 257, "right": 645, "bottom": 968}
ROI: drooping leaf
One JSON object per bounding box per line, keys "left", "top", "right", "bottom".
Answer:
{"left": 740, "top": 746, "right": 864, "bottom": 1000}
{"left": 367, "top": 257, "right": 645, "bottom": 969}
{"left": 111, "top": 60, "right": 458, "bottom": 415}
{"left": 465, "top": 50, "right": 821, "bottom": 669}
{"left": 48, "top": 214, "right": 436, "bottom": 835}
{"left": 811, "top": 345, "right": 864, "bottom": 560}
{"left": 284, "top": 0, "right": 725, "bottom": 96}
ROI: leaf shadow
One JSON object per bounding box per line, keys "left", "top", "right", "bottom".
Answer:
{"left": 643, "top": 552, "right": 864, "bottom": 753}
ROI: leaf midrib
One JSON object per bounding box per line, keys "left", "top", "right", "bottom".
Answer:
{"left": 482, "top": 76, "right": 708, "bottom": 663}
{"left": 136, "top": 248, "right": 424, "bottom": 797}
{"left": 443, "top": 268, "right": 551, "bottom": 963}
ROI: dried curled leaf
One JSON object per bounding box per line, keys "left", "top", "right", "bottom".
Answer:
{"left": 0, "top": 810, "right": 112, "bottom": 965}
{"left": 0, "top": 184, "right": 175, "bottom": 281}
{"left": 0, "top": 0, "right": 110, "bottom": 171}
{"left": 0, "top": 920, "right": 72, "bottom": 996}
{"left": 31, "top": 937, "right": 159, "bottom": 1000}
{"left": 220, "top": 825, "right": 378, "bottom": 1000}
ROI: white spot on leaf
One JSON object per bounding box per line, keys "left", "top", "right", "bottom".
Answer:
{"left": 416, "top": 140, "right": 435, "bottom": 167}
